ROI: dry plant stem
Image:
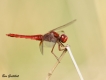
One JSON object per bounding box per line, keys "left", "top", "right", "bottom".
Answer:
{"left": 66, "top": 45, "right": 84, "bottom": 80}
{"left": 46, "top": 48, "right": 67, "bottom": 80}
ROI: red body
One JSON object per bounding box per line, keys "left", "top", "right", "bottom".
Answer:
{"left": 6, "top": 33, "right": 43, "bottom": 41}
{"left": 6, "top": 19, "right": 76, "bottom": 60}
{"left": 6, "top": 31, "right": 68, "bottom": 43}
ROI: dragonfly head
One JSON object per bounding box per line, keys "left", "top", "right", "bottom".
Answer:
{"left": 60, "top": 34, "right": 68, "bottom": 43}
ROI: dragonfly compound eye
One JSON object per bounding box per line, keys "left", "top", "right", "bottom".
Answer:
{"left": 60, "top": 34, "right": 68, "bottom": 43}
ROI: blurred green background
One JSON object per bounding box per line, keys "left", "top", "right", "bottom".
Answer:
{"left": 0, "top": 0, "right": 106, "bottom": 80}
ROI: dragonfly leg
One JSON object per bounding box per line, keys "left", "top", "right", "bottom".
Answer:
{"left": 57, "top": 42, "right": 67, "bottom": 58}
{"left": 51, "top": 42, "right": 60, "bottom": 63}
{"left": 58, "top": 42, "right": 65, "bottom": 51}
{"left": 59, "top": 47, "right": 67, "bottom": 58}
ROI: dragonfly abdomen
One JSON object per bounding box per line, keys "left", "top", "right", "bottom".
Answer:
{"left": 6, "top": 33, "right": 43, "bottom": 41}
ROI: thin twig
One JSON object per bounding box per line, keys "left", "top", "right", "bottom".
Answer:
{"left": 46, "top": 48, "right": 67, "bottom": 80}
{"left": 66, "top": 45, "right": 84, "bottom": 80}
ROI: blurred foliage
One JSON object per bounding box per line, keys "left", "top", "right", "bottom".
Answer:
{"left": 0, "top": 0, "right": 106, "bottom": 80}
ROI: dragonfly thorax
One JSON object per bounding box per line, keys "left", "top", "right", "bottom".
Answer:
{"left": 43, "top": 32, "right": 57, "bottom": 43}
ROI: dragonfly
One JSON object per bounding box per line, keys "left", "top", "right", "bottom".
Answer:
{"left": 6, "top": 19, "right": 76, "bottom": 62}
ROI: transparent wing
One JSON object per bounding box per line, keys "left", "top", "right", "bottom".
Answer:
{"left": 43, "top": 41, "right": 55, "bottom": 47}
{"left": 49, "top": 19, "right": 76, "bottom": 32}
{"left": 39, "top": 41, "right": 43, "bottom": 55}
{"left": 57, "top": 30, "right": 65, "bottom": 36}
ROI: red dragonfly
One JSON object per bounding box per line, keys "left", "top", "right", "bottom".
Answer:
{"left": 6, "top": 19, "right": 76, "bottom": 62}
